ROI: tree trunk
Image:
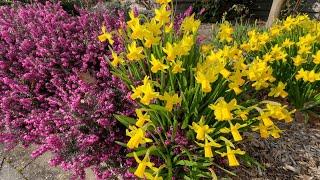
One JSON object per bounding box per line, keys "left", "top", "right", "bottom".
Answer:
{"left": 265, "top": 0, "right": 287, "bottom": 28}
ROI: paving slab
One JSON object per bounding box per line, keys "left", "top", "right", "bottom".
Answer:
{"left": 0, "top": 144, "right": 71, "bottom": 180}
{"left": 22, "top": 151, "right": 70, "bottom": 180}
{"left": 3, "top": 145, "right": 35, "bottom": 171}
{"left": 0, "top": 162, "right": 25, "bottom": 180}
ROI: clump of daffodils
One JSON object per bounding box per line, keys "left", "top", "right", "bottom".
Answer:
{"left": 99, "top": 1, "right": 296, "bottom": 179}
{"left": 214, "top": 15, "right": 320, "bottom": 116}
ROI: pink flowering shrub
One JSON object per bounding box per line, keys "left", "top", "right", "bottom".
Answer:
{"left": 0, "top": 2, "right": 134, "bottom": 179}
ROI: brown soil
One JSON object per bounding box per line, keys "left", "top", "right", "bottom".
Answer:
{"left": 235, "top": 122, "right": 320, "bottom": 180}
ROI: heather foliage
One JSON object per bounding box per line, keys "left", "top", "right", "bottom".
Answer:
{"left": 0, "top": 2, "right": 133, "bottom": 179}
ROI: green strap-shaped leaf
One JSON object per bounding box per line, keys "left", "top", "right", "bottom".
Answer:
{"left": 114, "top": 114, "right": 136, "bottom": 127}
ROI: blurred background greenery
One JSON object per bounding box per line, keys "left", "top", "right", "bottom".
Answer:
{"left": 0, "top": 0, "right": 318, "bottom": 22}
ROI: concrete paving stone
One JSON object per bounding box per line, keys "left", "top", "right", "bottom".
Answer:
{"left": 0, "top": 144, "right": 71, "bottom": 180}
{"left": 2, "top": 145, "right": 36, "bottom": 171}
{"left": 85, "top": 168, "right": 96, "bottom": 180}
{"left": 22, "top": 152, "right": 70, "bottom": 180}
{"left": 0, "top": 162, "right": 25, "bottom": 180}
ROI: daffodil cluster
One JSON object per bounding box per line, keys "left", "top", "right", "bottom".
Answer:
{"left": 204, "top": 15, "right": 320, "bottom": 122}
{"left": 214, "top": 15, "right": 320, "bottom": 114}
{"left": 98, "top": 1, "right": 301, "bottom": 179}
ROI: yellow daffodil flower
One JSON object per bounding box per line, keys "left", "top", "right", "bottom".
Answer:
{"left": 145, "top": 19, "right": 162, "bottom": 36}
{"left": 127, "top": 41, "right": 145, "bottom": 61}
{"left": 298, "top": 45, "right": 311, "bottom": 55}
{"left": 306, "top": 70, "right": 320, "bottom": 82}
{"left": 150, "top": 55, "right": 169, "bottom": 73}
{"left": 159, "top": 92, "right": 181, "bottom": 111}
{"left": 154, "top": 4, "right": 171, "bottom": 25}
{"left": 176, "top": 35, "right": 194, "bottom": 56}
{"left": 266, "top": 104, "right": 294, "bottom": 123}
{"left": 98, "top": 25, "right": 114, "bottom": 44}
{"left": 201, "top": 44, "right": 213, "bottom": 54}
{"left": 282, "top": 38, "right": 294, "bottom": 48}
{"left": 195, "top": 52, "right": 227, "bottom": 93}
{"left": 130, "top": 24, "right": 146, "bottom": 40}
{"left": 268, "top": 81, "right": 288, "bottom": 98}
{"left": 127, "top": 10, "right": 140, "bottom": 29}
{"left": 263, "top": 53, "right": 273, "bottom": 62}
{"left": 131, "top": 85, "right": 144, "bottom": 100}
{"left": 270, "top": 45, "right": 287, "bottom": 61}
{"left": 135, "top": 109, "right": 151, "bottom": 127}
{"left": 133, "top": 150, "right": 155, "bottom": 178}
{"left": 131, "top": 76, "right": 159, "bottom": 105}
{"left": 296, "top": 68, "right": 320, "bottom": 82}
{"left": 247, "top": 58, "right": 275, "bottom": 90}
{"left": 293, "top": 55, "right": 306, "bottom": 66}
{"left": 283, "top": 16, "right": 297, "bottom": 30}
{"left": 220, "top": 121, "right": 244, "bottom": 141}
{"left": 163, "top": 42, "right": 177, "bottom": 61}
{"left": 190, "top": 116, "right": 214, "bottom": 141}
{"left": 312, "top": 50, "right": 320, "bottom": 64}
{"left": 228, "top": 70, "right": 245, "bottom": 94}
{"left": 196, "top": 136, "right": 222, "bottom": 158}
{"left": 270, "top": 125, "right": 282, "bottom": 138}
{"left": 252, "top": 123, "right": 269, "bottom": 139}
{"left": 140, "top": 84, "right": 159, "bottom": 105}
{"left": 252, "top": 123, "right": 282, "bottom": 139}
{"left": 257, "top": 32, "right": 270, "bottom": 46}
{"left": 195, "top": 71, "right": 212, "bottom": 93}
{"left": 296, "top": 68, "right": 308, "bottom": 81}
{"left": 258, "top": 112, "right": 274, "bottom": 127}
{"left": 165, "top": 22, "right": 173, "bottom": 33}
{"left": 297, "top": 34, "right": 315, "bottom": 47}
{"left": 172, "top": 60, "right": 185, "bottom": 74}
{"left": 144, "top": 32, "right": 161, "bottom": 48}
{"left": 126, "top": 126, "right": 152, "bottom": 149}
{"left": 144, "top": 164, "right": 165, "bottom": 180}
{"left": 110, "top": 50, "right": 124, "bottom": 67}
{"left": 269, "top": 25, "right": 282, "bottom": 37}
{"left": 180, "top": 14, "right": 201, "bottom": 34}
{"left": 155, "top": 0, "right": 171, "bottom": 5}
{"left": 220, "top": 146, "right": 245, "bottom": 167}
{"left": 209, "top": 98, "right": 237, "bottom": 121}
{"left": 217, "top": 21, "right": 234, "bottom": 43}
{"left": 235, "top": 109, "right": 249, "bottom": 121}
{"left": 220, "top": 69, "right": 231, "bottom": 78}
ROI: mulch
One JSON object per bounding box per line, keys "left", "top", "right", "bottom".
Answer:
{"left": 234, "top": 122, "right": 320, "bottom": 180}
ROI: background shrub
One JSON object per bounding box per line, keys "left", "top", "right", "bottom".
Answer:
{"left": 193, "top": 0, "right": 253, "bottom": 22}
{"left": 0, "top": 2, "right": 134, "bottom": 179}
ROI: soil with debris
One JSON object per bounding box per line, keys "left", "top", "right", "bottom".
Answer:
{"left": 235, "top": 122, "right": 320, "bottom": 180}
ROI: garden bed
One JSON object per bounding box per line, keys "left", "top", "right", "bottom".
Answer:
{"left": 0, "top": 121, "right": 319, "bottom": 179}
{"left": 237, "top": 122, "right": 320, "bottom": 179}
{"left": 1, "top": 1, "right": 319, "bottom": 179}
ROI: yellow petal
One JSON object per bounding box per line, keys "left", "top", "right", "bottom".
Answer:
{"left": 135, "top": 119, "right": 145, "bottom": 128}
{"left": 231, "top": 127, "right": 242, "bottom": 141}
{"left": 220, "top": 69, "right": 231, "bottom": 78}
{"left": 134, "top": 163, "right": 147, "bottom": 178}
{"left": 226, "top": 147, "right": 240, "bottom": 167}
{"left": 262, "top": 116, "right": 274, "bottom": 127}
{"left": 205, "top": 145, "right": 213, "bottom": 158}
{"left": 219, "top": 127, "right": 230, "bottom": 133}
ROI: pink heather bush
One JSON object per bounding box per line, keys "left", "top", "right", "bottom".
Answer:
{"left": 0, "top": 2, "right": 134, "bottom": 179}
